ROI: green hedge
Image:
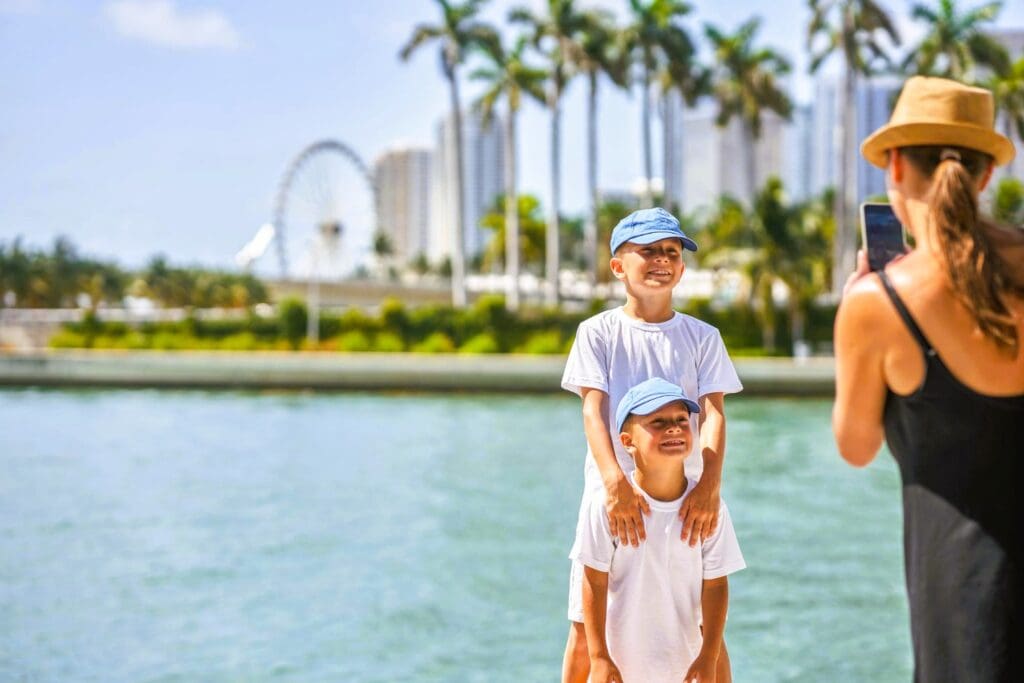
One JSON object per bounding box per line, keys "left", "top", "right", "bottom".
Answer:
{"left": 49, "top": 295, "right": 837, "bottom": 356}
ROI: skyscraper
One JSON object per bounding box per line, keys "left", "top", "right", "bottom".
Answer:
{"left": 810, "top": 76, "right": 902, "bottom": 203}
{"left": 680, "top": 105, "right": 791, "bottom": 211}
{"left": 373, "top": 145, "right": 433, "bottom": 264}
{"left": 430, "top": 109, "right": 505, "bottom": 264}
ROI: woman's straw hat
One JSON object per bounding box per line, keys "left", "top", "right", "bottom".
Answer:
{"left": 861, "top": 76, "right": 1015, "bottom": 168}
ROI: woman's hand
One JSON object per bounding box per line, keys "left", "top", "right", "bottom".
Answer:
{"left": 605, "top": 476, "right": 650, "bottom": 546}
{"left": 679, "top": 475, "right": 720, "bottom": 547}
{"left": 842, "top": 249, "right": 871, "bottom": 299}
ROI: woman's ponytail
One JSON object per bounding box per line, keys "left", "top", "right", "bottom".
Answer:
{"left": 902, "top": 145, "right": 1018, "bottom": 353}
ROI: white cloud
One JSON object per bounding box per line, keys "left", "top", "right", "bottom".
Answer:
{"left": 103, "top": 0, "right": 241, "bottom": 50}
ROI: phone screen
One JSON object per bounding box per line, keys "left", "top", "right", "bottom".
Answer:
{"left": 861, "top": 203, "right": 905, "bottom": 272}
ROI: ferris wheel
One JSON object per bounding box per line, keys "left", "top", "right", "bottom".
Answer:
{"left": 271, "top": 140, "right": 378, "bottom": 279}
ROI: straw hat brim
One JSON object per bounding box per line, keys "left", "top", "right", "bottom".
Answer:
{"left": 861, "top": 121, "right": 1015, "bottom": 169}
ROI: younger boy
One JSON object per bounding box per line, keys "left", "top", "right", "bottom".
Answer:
{"left": 561, "top": 208, "right": 743, "bottom": 682}
{"left": 574, "top": 377, "right": 745, "bottom": 683}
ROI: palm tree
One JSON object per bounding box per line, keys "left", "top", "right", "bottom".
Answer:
{"left": 576, "top": 10, "right": 628, "bottom": 289}
{"left": 471, "top": 37, "right": 547, "bottom": 310}
{"left": 620, "top": 0, "right": 695, "bottom": 208}
{"left": 479, "top": 193, "right": 549, "bottom": 274}
{"left": 904, "top": 0, "right": 1010, "bottom": 82}
{"left": 400, "top": 0, "right": 499, "bottom": 308}
{"left": 989, "top": 56, "right": 1024, "bottom": 178}
{"left": 808, "top": 0, "right": 900, "bottom": 295}
{"left": 698, "top": 178, "right": 833, "bottom": 352}
{"left": 510, "top": 0, "right": 588, "bottom": 307}
{"left": 705, "top": 18, "right": 793, "bottom": 204}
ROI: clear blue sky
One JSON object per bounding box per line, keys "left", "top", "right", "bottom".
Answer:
{"left": 2, "top": 0, "right": 1022, "bottom": 271}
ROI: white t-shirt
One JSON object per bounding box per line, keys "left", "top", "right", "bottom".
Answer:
{"left": 561, "top": 307, "right": 743, "bottom": 490}
{"left": 571, "top": 475, "right": 746, "bottom": 683}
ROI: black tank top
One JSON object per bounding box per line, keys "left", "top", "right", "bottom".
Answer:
{"left": 878, "top": 271, "right": 1024, "bottom": 682}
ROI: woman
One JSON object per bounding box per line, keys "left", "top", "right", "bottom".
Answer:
{"left": 833, "top": 75, "right": 1024, "bottom": 681}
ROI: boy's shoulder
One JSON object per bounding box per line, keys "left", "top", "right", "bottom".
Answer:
{"left": 675, "top": 311, "right": 723, "bottom": 337}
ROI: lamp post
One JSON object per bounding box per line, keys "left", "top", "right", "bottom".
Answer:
{"left": 306, "top": 221, "right": 342, "bottom": 346}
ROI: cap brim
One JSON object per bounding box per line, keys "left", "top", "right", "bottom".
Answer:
{"left": 861, "top": 121, "right": 1016, "bottom": 168}
{"left": 630, "top": 394, "right": 700, "bottom": 418}
{"left": 620, "top": 231, "right": 698, "bottom": 252}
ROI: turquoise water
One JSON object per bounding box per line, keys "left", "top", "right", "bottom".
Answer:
{"left": 0, "top": 390, "right": 912, "bottom": 682}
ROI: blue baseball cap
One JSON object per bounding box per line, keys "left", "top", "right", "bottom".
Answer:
{"left": 615, "top": 377, "right": 700, "bottom": 433}
{"left": 610, "top": 207, "right": 698, "bottom": 255}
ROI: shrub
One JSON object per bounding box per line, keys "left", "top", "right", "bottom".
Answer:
{"left": 150, "top": 332, "right": 191, "bottom": 350}
{"left": 49, "top": 330, "right": 87, "bottom": 348}
{"left": 335, "top": 330, "right": 372, "bottom": 352}
{"left": 459, "top": 332, "right": 500, "bottom": 354}
{"left": 373, "top": 332, "right": 405, "bottom": 352}
{"left": 411, "top": 331, "right": 455, "bottom": 353}
{"left": 277, "top": 298, "right": 307, "bottom": 349}
{"left": 518, "top": 330, "right": 563, "bottom": 354}
{"left": 218, "top": 332, "right": 259, "bottom": 351}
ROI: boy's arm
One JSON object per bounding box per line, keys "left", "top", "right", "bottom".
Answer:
{"left": 683, "top": 576, "right": 729, "bottom": 683}
{"left": 582, "top": 565, "right": 624, "bottom": 683}
{"left": 581, "top": 387, "right": 650, "bottom": 546}
{"left": 679, "top": 392, "right": 726, "bottom": 546}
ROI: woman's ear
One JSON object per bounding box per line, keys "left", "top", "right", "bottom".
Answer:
{"left": 889, "top": 148, "right": 904, "bottom": 184}
{"left": 619, "top": 431, "right": 633, "bottom": 451}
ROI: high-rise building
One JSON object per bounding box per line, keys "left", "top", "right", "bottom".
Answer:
{"left": 810, "top": 76, "right": 902, "bottom": 203}
{"left": 373, "top": 146, "right": 433, "bottom": 264}
{"left": 679, "top": 105, "right": 790, "bottom": 210}
{"left": 430, "top": 109, "right": 505, "bottom": 263}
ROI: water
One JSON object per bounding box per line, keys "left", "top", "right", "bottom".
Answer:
{"left": 0, "top": 390, "right": 912, "bottom": 682}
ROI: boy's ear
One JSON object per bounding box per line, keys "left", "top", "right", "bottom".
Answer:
{"left": 619, "top": 431, "right": 634, "bottom": 452}
{"left": 609, "top": 256, "right": 626, "bottom": 281}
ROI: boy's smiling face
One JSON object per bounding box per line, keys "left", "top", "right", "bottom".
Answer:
{"left": 610, "top": 237, "right": 685, "bottom": 294}
{"left": 620, "top": 401, "right": 693, "bottom": 463}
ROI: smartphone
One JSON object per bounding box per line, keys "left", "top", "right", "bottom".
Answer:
{"left": 860, "top": 203, "right": 907, "bottom": 272}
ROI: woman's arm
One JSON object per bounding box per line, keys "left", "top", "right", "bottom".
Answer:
{"left": 582, "top": 387, "right": 650, "bottom": 546}
{"left": 833, "top": 278, "right": 890, "bottom": 467}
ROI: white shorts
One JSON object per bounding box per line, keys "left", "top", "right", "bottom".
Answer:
{"left": 567, "top": 558, "right": 585, "bottom": 623}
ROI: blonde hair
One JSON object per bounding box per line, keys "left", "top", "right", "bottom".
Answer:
{"left": 900, "top": 145, "right": 1019, "bottom": 353}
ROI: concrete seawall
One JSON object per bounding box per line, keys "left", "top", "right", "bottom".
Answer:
{"left": 0, "top": 350, "right": 835, "bottom": 396}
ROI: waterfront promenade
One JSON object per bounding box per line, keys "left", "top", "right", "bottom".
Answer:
{"left": 0, "top": 350, "right": 834, "bottom": 396}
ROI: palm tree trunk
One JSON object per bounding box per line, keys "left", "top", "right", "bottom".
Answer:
{"left": 447, "top": 70, "right": 468, "bottom": 308}
{"left": 505, "top": 106, "right": 520, "bottom": 311}
{"left": 831, "top": 66, "right": 857, "bottom": 295}
{"left": 546, "top": 84, "right": 562, "bottom": 307}
{"left": 641, "top": 63, "right": 654, "bottom": 207}
{"left": 759, "top": 277, "right": 776, "bottom": 352}
{"left": 585, "top": 70, "right": 600, "bottom": 291}
{"left": 663, "top": 90, "right": 675, "bottom": 213}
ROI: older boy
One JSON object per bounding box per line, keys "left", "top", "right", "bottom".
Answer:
{"left": 561, "top": 208, "right": 743, "bottom": 682}
{"left": 575, "top": 378, "right": 745, "bottom": 683}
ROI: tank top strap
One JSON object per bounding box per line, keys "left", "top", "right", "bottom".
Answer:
{"left": 877, "top": 270, "right": 936, "bottom": 356}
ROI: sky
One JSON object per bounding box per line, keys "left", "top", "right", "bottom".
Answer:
{"left": 2, "top": 0, "right": 1023, "bottom": 273}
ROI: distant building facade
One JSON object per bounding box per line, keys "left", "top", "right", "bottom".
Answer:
{"left": 373, "top": 146, "right": 433, "bottom": 264}
{"left": 810, "top": 76, "right": 902, "bottom": 203}
{"left": 430, "top": 109, "right": 505, "bottom": 263}
{"left": 679, "top": 105, "right": 792, "bottom": 210}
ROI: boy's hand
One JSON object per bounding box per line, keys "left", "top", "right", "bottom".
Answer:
{"left": 679, "top": 475, "right": 720, "bottom": 547}
{"left": 590, "top": 655, "right": 624, "bottom": 683}
{"left": 683, "top": 650, "right": 717, "bottom": 682}
{"left": 606, "top": 475, "right": 651, "bottom": 546}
